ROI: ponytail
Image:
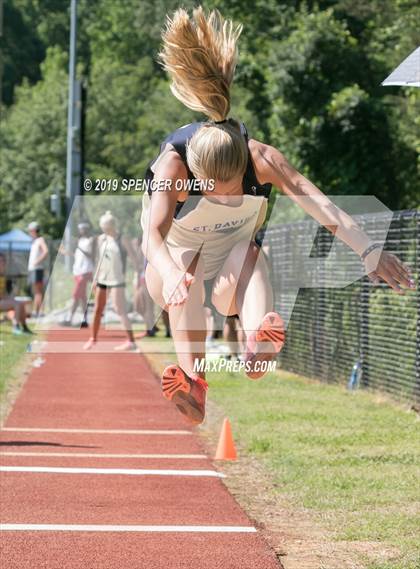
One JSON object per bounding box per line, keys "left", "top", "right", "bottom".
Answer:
{"left": 159, "top": 7, "right": 248, "bottom": 182}
{"left": 159, "top": 7, "right": 242, "bottom": 122}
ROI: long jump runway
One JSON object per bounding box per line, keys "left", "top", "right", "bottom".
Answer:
{"left": 0, "top": 330, "right": 280, "bottom": 568}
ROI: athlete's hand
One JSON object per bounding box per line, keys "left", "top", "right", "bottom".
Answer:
{"left": 365, "top": 250, "right": 415, "bottom": 294}
{"left": 162, "top": 267, "right": 195, "bottom": 306}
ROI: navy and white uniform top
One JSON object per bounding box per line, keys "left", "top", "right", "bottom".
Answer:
{"left": 141, "top": 121, "right": 272, "bottom": 279}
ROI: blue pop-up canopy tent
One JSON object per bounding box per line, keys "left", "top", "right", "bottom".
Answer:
{"left": 0, "top": 228, "right": 32, "bottom": 275}
{"left": 0, "top": 228, "right": 32, "bottom": 252}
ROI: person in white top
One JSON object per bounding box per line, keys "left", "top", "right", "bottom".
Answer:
{"left": 59, "top": 222, "right": 96, "bottom": 327}
{"left": 83, "top": 211, "right": 139, "bottom": 352}
{"left": 27, "top": 221, "right": 49, "bottom": 317}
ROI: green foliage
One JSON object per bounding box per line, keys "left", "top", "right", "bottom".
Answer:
{"left": 0, "top": 0, "right": 419, "bottom": 237}
{"left": 265, "top": 7, "right": 416, "bottom": 207}
{"left": 1, "top": 0, "right": 45, "bottom": 104}
{"left": 85, "top": 55, "right": 157, "bottom": 180}
{"left": 0, "top": 47, "right": 67, "bottom": 235}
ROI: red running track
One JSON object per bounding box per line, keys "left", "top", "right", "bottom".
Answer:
{"left": 0, "top": 330, "right": 280, "bottom": 568}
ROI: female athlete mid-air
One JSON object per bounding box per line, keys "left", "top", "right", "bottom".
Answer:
{"left": 141, "top": 7, "right": 414, "bottom": 425}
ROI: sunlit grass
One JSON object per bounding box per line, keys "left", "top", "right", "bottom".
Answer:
{"left": 0, "top": 321, "right": 31, "bottom": 394}
{"left": 206, "top": 367, "right": 420, "bottom": 569}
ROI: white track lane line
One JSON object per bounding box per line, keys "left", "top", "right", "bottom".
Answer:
{"left": 0, "top": 524, "right": 256, "bottom": 533}
{"left": 0, "top": 466, "right": 225, "bottom": 477}
{"left": 0, "top": 428, "right": 192, "bottom": 435}
{"left": 0, "top": 452, "right": 207, "bottom": 459}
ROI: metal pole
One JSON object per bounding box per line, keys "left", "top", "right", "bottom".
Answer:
{"left": 64, "top": 0, "right": 79, "bottom": 271}
{"left": 66, "top": 0, "right": 76, "bottom": 207}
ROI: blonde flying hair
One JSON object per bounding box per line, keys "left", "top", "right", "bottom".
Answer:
{"left": 159, "top": 6, "right": 248, "bottom": 182}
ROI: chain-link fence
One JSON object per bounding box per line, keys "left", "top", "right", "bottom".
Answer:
{"left": 264, "top": 209, "right": 419, "bottom": 403}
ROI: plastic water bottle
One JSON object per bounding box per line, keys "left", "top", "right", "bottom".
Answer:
{"left": 347, "top": 361, "right": 362, "bottom": 391}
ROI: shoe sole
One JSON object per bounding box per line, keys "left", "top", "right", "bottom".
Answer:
{"left": 162, "top": 365, "right": 205, "bottom": 425}
{"left": 247, "top": 312, "right": 286, "bottom": 380}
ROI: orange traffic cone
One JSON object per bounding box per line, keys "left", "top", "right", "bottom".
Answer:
{"left": 214, "top": 418, "right": 237, "bottom": 460}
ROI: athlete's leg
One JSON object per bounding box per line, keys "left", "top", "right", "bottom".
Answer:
{"left": 161, "top": 309, "right": 171, "bottom": 337}
{"left": 211, "top": 240, "right": 284, "bottom": 378}
{"left": 211, "top": 240, "right": 273, "bottom": 333}
{"left": 14, "top": 300, "right": 29, "bottom": 328}
{"left": 33, "top": 281, "right": 44, "bottom": 316}
{"left": 111, "top": 286, "right": 135, "bottom": 343}
{"left": 236, "top": 317, "right": 246, "bottom": 355}
{"left": 205, "top": 307, "right": 214, "bottom": 342}
{"left": 137, "top": 283, "right": 156, "bottom": 333}
{"left": 224, "top": 316, "right": 239, "bottom": 359}
{"left": 70, "top": 274, "right": 89, "bottom": 323}
{"left": 145, "top": 250, "right": 206, "bottom": 379}
{"left": 145, "top": 252, "right": 207, "bottom": 424}
{"left": 67, "top": 297, "right": 81, "bottom": 324}
{"left": 91, "top": 286, "right": 107, "bottom": 341}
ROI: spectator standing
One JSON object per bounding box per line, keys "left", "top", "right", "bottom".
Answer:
{"left": 27, "top": 222, "right": 48, "bottom": 318}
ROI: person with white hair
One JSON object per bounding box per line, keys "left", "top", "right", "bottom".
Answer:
{"left": 27, "top": 221, "right": 49, "bottom": 318}
{"left": 83, "top": 211, "right": 138, "bottom": 351}
{"left": 60, "top": 222, "right": 96, "bottom": 327}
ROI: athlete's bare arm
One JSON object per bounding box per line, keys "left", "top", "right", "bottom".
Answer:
{"left": 143, "top": 150, "right": 195, "bottom": 305}
{"left": 249, "top": 139, "right": 414, "bottom": 294}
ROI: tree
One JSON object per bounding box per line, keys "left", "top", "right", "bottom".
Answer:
{"left": 0, "top": 47, "right": 68, "bottom": 234}
{"left": 265, "top": 7, "right": 418, "bottom": 208}
{"left": 1, "top": 0, "right": 45, "bottom": 105}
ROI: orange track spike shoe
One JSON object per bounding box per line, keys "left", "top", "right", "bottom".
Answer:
{"left": 245, "top": 312, "right": 286, "bottom": 380}
{"left": 162, "top": 365, "right": 208, "bottom": 425}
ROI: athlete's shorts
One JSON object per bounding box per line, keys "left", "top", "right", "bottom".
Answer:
{"left": 97, "top": 282, "right": 125, "bottom": 290}
{"left": 28, "top": 269, "right": 44, "bottom": 285}
{"left": 73, "top": 272, "right": 93, "bottom": 300}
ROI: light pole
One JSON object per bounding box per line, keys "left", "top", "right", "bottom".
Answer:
{"left": 65, "top": 0, "right": 82, "bottom": 269}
